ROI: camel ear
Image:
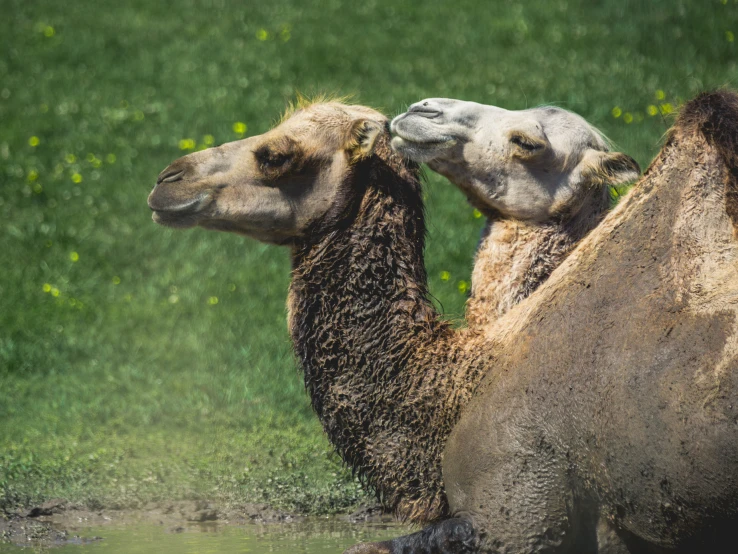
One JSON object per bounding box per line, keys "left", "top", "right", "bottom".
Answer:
{"left": 347, "top": 119, "right": 384, "bottom": 162}
{"left": 578, "top": 150, "right": 641, "bottom": 187}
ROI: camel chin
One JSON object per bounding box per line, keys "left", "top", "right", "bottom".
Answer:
{"left": 390, "top": 135, "right": 456, "bottom": 163}
{"left": 151, "top": 210, "right": 200, "bottom": 229}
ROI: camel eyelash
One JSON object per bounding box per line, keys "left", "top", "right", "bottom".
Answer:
{"left": 509, "top": 133, "right": 545, "bottom": 153}
{"left": 255, "top": 146, "right": 294, "bottom": 172}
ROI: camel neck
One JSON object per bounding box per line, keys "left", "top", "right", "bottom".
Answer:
{"left": 287, "top": 151, "right": 463, "bottom": 521}
{"left": 289, "top": 182, "right": 442, "bottom": 405}
{"left": 467, "top": 191, "right": 609, "bottom": 328}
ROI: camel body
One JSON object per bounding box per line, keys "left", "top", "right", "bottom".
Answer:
{"left": 441, "top": 92, "right": 738, "bottom": 552}
{"left": 148, "top": 92, "right": 738, "bottom": 552}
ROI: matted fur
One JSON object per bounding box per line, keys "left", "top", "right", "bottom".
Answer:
{"left": 288, "top": 132, "right": 489, "bottom": 522}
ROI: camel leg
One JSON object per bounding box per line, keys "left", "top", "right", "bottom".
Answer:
{"left": 342, "top": 517, "right": 478, "bottom": 554}
{"left": 596, "top": 516, "right": 632, "bottom": 554}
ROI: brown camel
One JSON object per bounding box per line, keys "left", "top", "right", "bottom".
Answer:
{"left": 149, "top": 100, "right": 487, "bottom": 524}
{"left": 149, "top": 91, "right": 738, "bottom": 553}
{"left": 391, "top": 100, "right": 640, "bottom": 328}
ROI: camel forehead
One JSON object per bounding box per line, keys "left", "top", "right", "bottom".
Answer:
{"left": 410, "top": 98, "right": 607, "bottom": 147}
{"left": 273, "top": 102, "right": 387, "bottom": 151}
{"left": 286, "top": 103, "right": 386, "bottom": 129}
{"left": 522, "top": 106, "right": 608, "bottom": 149}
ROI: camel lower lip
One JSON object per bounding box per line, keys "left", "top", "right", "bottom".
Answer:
{"left": 392, "top": 135, "right": 453, "bottom": 147}
{"left": 151, "top": 211, "right": 199, "bottom": 228}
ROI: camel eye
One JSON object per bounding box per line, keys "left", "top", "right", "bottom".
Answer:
{"left": 263, "top": 153, "right": 290, "bottom": 168}
{"left": 255, "top": 147, "right": 292, "bottom": 171}
{"left": 510, "top": 134, "right": 544, "bottom": 154}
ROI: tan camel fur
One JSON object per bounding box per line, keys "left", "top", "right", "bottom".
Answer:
{"left": 149, "top": 91, "right": 738, "bottom": 553}
{"left": 391, "top": 100, "right": 640, "bottom": 327}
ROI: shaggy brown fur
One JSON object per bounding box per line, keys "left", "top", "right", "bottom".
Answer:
{"left": 288, "top": 133, "right": 487, "bottom": 522}
{"left": 149, "top": 105, "right": 489, "bottom": 524}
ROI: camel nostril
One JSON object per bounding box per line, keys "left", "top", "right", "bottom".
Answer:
{"left": 408, "top": 105, "right": 442, "bottom": 119}
{"left": 157, "top": 169, "right": 185, "bottom": 185}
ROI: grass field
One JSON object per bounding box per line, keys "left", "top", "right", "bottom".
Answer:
{"left": 1, "top": 0, "right": 737, "bottom": 514}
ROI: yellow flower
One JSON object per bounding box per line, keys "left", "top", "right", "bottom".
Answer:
{"left": 440, "top": 271, "right": 450, "bottom": 281}
{"left": 106, "top": 153, "right": 117, "bottom": 164}
{"left": 472, "top": 209, "right": 482, "bottom": 219}
{"left": 43, "top": 26, "right": 55, "bottom": 38}
{"left": 27, "top": 170, "right": 39, "bottom": 182}
{"left": 208, "top": 296, "right": 219, "bottom": 305}
{"left": 71, "top": 173, "right": 83, "bottom": 183}
{"left": 232, "top": 122, "right": 247, "bottom": 135}
{"left": 69, "top": 251, "right": 79, "bottom": 262}
{"left": 655, "top": 90, "right": 666, "bottom": 100}
{"left": 660, "top": 103, "right": 674, "bottom": 115}
{"left": 178, "top": 138, "right": 195, "bottom": 150}
{"left": 28, "top": 136, "right": 40, "bottom": 147}
{"left": 51, "top": 287, "right": 60, "bottom": 297}
{"left": 647, "top": 105, "right": 658, "bottom": 116}
{"left": 203, "top": 134, "right": 215, "bottom": 146}
{"left": 611, "top": 106, "right": 622, "bottom": 118}
{"left": 623, "top": 113, "right": 633, "bottom": 124}
{"left": 727, "top": 31, "right": 735, "bottom": 43}
{"left": 112, "top": 276, "right": 121, "bottom": 285}
{"left": 65, "top": 153, "right": 76, "bottom": 164}
{"left": 256, "top": 29, "right": 269, "bottom": 41}
{"left": 42, "top": 283, "right": 52, "bottom": 293}
{"left": 457, "top": 280, "right": 469, "bottom": 294}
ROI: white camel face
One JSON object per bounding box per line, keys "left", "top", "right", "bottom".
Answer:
{"left": 391, "top": 99, "right": 639, "bottom": 221}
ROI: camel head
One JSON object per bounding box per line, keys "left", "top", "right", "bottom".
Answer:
{"left": 148, "top": 102, "right": 389, "bottom": 244}
{"left": 391, "top": 99, "right": 640, "bottom": 221}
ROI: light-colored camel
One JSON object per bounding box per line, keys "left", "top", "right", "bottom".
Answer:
{"left": 148, "top": 91, "right": 738, "bottom": 553}
{"left": 391, "top": 100, "right": 640, "bottom": 327}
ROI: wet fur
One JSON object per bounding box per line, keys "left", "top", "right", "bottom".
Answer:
{"left": 288, "top": 132, "right": 488, "bottom": 523}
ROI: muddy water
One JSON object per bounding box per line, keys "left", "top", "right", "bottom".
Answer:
{"left": 0, "top": 519, "right": 410, "bottom": 553}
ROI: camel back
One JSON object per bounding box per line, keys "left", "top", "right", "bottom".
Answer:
{"left": 449, "top": 90, "right": 738, "bottom": 541}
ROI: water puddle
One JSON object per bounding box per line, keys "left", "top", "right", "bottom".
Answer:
{"left": 0, "top": 519, "right": 409, "bottom": 553}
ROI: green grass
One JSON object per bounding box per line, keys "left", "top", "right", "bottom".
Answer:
{"left": 1, "top": 0, "right": 737, "bottom": 514}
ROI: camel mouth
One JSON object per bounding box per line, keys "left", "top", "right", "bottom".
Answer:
{"left": 390, "top": 112, "right": 456, "bottom": 146}
{"left": 151, "top": 210, "right": 201, "bottom": 229}
{"left": 391, "top": 135, "right": 455, "bottom": 147}
{"left": 148, "top": 192, "right": 214, "bottom": 229}
{"left": 390, "top": 135, "right": 457, "bottom": 163}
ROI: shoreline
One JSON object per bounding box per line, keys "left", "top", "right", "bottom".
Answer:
{"left": 1, "top": 498, "right": 392, "bottom": 549}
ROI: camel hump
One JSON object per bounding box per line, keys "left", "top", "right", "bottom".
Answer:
{"left": 674, "top": 89, "right": 738, "bottom": 227}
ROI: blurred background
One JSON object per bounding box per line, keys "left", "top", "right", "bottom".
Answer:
{"left": 1, "top": 0, "right": 737, "bottom": 515}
